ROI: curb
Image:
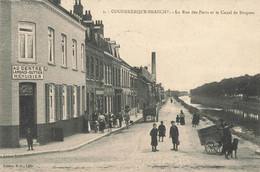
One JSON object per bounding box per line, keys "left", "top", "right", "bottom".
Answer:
{"left": 0, "top": 117, "right": 143, "bottom": 158}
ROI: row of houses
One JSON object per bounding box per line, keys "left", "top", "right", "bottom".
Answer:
{"left": 0, "top": 0, "right": 164, "bottom": 148}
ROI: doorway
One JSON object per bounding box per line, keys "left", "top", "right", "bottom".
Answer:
{"left": 19, "top": 83, "right": 37, "bottom": 138}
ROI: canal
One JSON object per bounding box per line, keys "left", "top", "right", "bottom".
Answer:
{"left": 179, "top": 96, "right": 260, "bottom": 136}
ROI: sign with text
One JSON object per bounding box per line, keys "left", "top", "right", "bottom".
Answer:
{"left": 12, "top": 66, "right": 44, "bottom": 80}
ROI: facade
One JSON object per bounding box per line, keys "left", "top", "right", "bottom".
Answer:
{"left": 133, "top": 66, "right": 155, "bottom": 109}
{"left": 103, "top": 39, "right": 122, "bottom": 115}
{"left": 0, "top": 0, "right": 86, "bottom": 147}
{"left": 130, "top": 69, "right": 138, "bottom": 115}
{"left": 84, "top": 18, "right": 105, "bottom": 120}
{"left": 155, "top": 83, "right": 165, "bottom": 102}
{"left": 121, "top": 60, "right": 131, "bottom": 111}
{"left": 0, "top": 0, "right": 165, "bottom": 147}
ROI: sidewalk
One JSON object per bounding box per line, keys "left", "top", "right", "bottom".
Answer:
{"left": 0, "top": 113, "right": 143, "bottom": 158}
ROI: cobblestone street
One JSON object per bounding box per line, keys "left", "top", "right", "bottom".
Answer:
{"left": 1, "top": 100, "right": 259, "bottom": 172}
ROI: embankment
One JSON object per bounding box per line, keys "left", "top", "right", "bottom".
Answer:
{"left": 174, "top": 96, "right": 260, "bottom": 147}
{"left": 190, "top": 95, "right": 260, "bottom": 114}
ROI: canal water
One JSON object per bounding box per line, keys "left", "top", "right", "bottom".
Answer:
{"left": 179, "top": 96, "right": 260, "bottom": 136}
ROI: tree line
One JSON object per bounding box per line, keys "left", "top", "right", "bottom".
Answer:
{"left": 190, "top": 74, "right": 260, "bottom": 99}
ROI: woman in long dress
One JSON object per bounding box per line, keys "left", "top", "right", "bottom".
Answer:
{"left": 180, "top": 110, "right": 185, "bottom": 125}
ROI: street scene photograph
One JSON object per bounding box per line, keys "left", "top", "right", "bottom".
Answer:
{"left": 0, "top": 0, "right": 260, "bottom": 171}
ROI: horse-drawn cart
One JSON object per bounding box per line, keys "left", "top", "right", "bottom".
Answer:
{"left": 197, "top": 125, "right": 223, "bottom": 154}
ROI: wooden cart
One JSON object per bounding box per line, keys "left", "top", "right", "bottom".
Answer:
{"left": 143, "top": 104, "right": 158, "bottom": 122}
{"left": 197, "top": 125, "right": 223, "bottom": 154}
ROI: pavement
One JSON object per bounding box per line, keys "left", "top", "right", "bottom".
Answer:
{"left": 0, "top": 113, "right": 143, "bottom": 158}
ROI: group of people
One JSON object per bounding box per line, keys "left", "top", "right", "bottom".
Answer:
{"left": 150, "top": 121, "right": 179, "bottom": 152}
{"left": 176, "top": 110, "right": 186, "bottom": 125}
{"left": 91, "top": 110, "right": 130, "bottom": 133}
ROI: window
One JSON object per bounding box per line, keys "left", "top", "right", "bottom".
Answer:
{"left": 107, "top": 66, "right": 111, "bottom": 85}
{"left": 72, "top": 39, "right": 77, "bottom": 70}
{"left": 90, "top": 57, "right": 94, "bottom": 79}
{"left": 48, "top": 28, "right": 55, "bottom": 64}
{"left": 100, "top": 61, "right": 103, "bottom": 81}
{"left": 61, "top": 34, "right": 67, "bottom": 67}
{"left": 49, "top": 84, "right": 55, "bottom": 122}
{"left": 73, "top": 86, "right": 77, "bottom": 117}
{"left": 81, "top": 44, "right": 84, "bottom": 71}
{"left": 62, "top": 85, "right": 68, "bottom": 119}
{"left": 86, "top": 56, "right": 89, "bottom": 78}
{"left": 105, "top": 64, "right": 107, "bottom": 84}
{"left": 96, "top": 59, "right": 99, "bottom": 80}
{"left": 18, "top": 22, "right": 35, "bottom": 62}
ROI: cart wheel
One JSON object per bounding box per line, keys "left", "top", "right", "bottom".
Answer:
{"left": 205, "top": 141, "right": 216, "bottom": 154}
{"left": 213, "top": 142, "right": 222, "bottom": 154}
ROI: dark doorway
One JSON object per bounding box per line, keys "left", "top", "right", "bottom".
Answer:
{"left": 19, "top": 83, "right": 37, "bottom": 138}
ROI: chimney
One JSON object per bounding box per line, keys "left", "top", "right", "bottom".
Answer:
{"left": 151, "top": 52, "right": 156, "bottom": 82}
{"left": 83, "top": 10, "right": 92, "bottom": 21}
{"left": 73, "top": 0, "right": 83, "bottom": 17}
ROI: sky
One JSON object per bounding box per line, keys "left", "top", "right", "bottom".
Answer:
{"left": 62, "top": 0, "right": 260, "bottom": 91}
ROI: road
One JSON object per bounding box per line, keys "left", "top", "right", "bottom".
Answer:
{"left": 1, "top": 100, "right": 260, "bottom": 172}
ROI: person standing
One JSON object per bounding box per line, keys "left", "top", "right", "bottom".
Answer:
{"left": 118, "top": 110, "right": 123, "bottom": 128}
{"left": 150, "top": 123, "right": 159, "bottom": 152}
{"left": 222, "top": 123, "right": 232, "bottom": 158}
{"left": 192, "top": 113, "right": 196, "bottom": 127}
{"left": 180, "top": 110, "right": 185, "bottom": 125}
{"left": 83, "top": 110, "right": 90, "bottom": 133}
{"left": 158, "top": 121, "right": 166, "bottom": 142}
{"left": 98, "top": 113, "right": 105, "bottom": 133}
{"left": 124, "top": 107, "right": 130, "bottom": 129}
{"left": 26, "top": 127, "right": 34, "bottom": 151}
{"left": 108, "top": 112, "right": 113, "bottom": 131}
{"left": 112, "top": 112, "right": 117, "bottom": 128}
{"left": 169, "top": 121, "right": 179, "bottom": 151}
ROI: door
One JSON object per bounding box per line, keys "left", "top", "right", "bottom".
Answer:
{"left": 19, "top": 83, "right": 37, "bottom": 138}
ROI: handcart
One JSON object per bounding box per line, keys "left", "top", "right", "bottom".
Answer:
{"left": 142, "top": 104, "right": 158, "bottom": 122}
{"left": 197, "top": 125, "right": 223, "bottom": 154}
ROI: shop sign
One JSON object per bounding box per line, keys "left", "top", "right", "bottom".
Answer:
{"left": 12, "top": 66, "right": 44, "bottom": 80}
{"left": 96, "top": 90, "right": 104, "bottom": 95}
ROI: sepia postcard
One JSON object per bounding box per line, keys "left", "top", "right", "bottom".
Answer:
{"left": 0, "top": 0, "right": 259, "bottom": 171}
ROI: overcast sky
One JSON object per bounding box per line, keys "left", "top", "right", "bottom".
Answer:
{"left": 62, "top": 0, "right": 260, "bottom": 91}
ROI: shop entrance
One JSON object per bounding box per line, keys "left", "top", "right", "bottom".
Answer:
{"left": 19, "top": 83, "right": 37, "bottom": 138}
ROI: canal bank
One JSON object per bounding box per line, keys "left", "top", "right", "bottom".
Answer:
{"left": 174, "top": 96, "right": 260, "bottom": 148}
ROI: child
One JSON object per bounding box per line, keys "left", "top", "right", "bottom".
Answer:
{"left": 26, "top": 128, "right": 34, "bottom": 151}
{"left": 150, "top": 123, "right": 159, "bottom": 152}
{"left": 176, "top": 115, "right": 180, "bottom": 125}
{"left": 158, "top": 121, "right": 166, "bottom": 142}
{"left": 169, "top": 121, "right": 179, "bottom": 151}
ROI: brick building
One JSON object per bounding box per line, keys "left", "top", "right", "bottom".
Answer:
{"left": 0, "top": 0, "right": 86, "bottom": 147}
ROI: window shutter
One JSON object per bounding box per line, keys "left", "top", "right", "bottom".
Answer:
{"left": 45, "top": 84, "right": 50, "bottom": 123}
{"left": 77, "top": 86, "right": 80, "bottom": 116}
{"left": 55, "top": 85, "right": 60, "bottom": 121}
{"left": 82, "top": 86, "right": 85, "bottom": 114}
{"left": 71, "top": 86, "right": 74, "bottom": 117}
{"left": 67, "top": 86, "right": 72, "bottom": 119}
{"left": 59, "top": 85, "right": 63, "bottom": 120}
